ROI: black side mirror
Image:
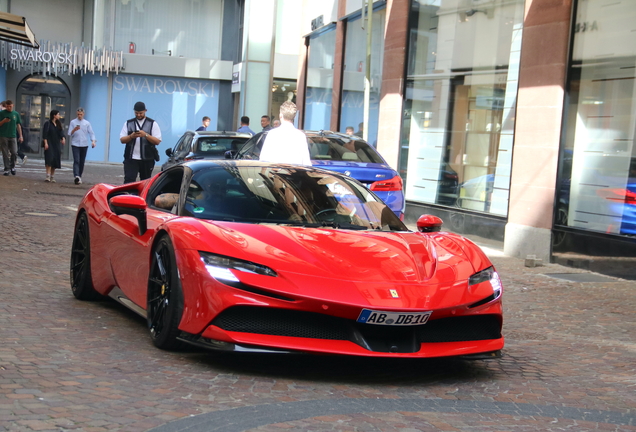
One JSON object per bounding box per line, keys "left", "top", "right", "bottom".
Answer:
{"left": 109, "top": 195, "right": 148, "bottom": 235}
{"left": 225, "top": 150, "right": 237, "bottom": 159}
{"left": 165, "top": 148, "right": 173, "bottom": 157}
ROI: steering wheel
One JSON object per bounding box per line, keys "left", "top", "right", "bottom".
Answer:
{"left": 314, "top": 208, "right": 339, "bottom": 222}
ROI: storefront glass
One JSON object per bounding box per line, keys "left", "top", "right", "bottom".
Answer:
{"left": 556, "top": 1, "right": 636, "bottom": 242}
{"left": 402, "top": 0, "right": 524, "bottom": 216}
{"left": 339, "top": 9, "right": 385, "bottom": 146}
{"left": 304, "top": 25, "right": 336, "bottom": 131}
{"left": 99, "top": 0, "right": 223, "bottom": 59}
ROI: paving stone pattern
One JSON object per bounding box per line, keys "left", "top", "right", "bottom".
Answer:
{"left": 0, "top": 161, "right": 634, "bottom": 431}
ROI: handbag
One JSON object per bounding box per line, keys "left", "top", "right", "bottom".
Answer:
{"left": 152, "top": 144, "right": 160, "bottom": 161}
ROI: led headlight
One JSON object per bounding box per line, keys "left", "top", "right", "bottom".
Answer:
{"left": 469, "top": 266, "right": 502, "bottom": 297}
{"left": 199, "top": 252, "right": 277, "bottom": 283}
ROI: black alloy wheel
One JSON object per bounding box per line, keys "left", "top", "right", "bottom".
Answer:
{"left": 70, "top": 212, "right": 100, "bottom": 300}
{"left": 147, "top": 235, "right": 184, "bottom": 350}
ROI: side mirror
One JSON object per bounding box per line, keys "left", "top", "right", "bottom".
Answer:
{"left": 165, "top": 148, "right": 173, "bottom": 157}
{"left": 109, "top": 195, "right": 148, "bottom": 235}
{"left": 416, "top": 214, "right": 443, "bottom": 233}
{"left": 225, "top": 150, "right": 237, "bottom": 159}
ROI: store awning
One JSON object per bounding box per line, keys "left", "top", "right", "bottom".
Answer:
{"left": 0, "top": 12, "right": 38, "bottom": 48}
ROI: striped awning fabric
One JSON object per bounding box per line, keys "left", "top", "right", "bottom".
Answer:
{"left": 0, "top": 12, "right": 38, "bottom": 48}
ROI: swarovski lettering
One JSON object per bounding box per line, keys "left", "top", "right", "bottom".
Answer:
{"left": 113, "top": 76, "right": 214, "bottom": 97}
{"left": 10, "top": 48, "right": 76, "bottom": 65}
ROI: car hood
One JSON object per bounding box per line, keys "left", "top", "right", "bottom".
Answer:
{"left": 177, "top": 220, "right": 480, "bottom": 282}
{"left": 171, "top": 220, "right": 492, "bottom": 308}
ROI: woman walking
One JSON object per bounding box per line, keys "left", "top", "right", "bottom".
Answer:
{"left": 43, "top": 110, "right": 65, "bottom": 182}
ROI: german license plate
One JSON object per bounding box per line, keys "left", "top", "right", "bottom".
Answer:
{"left": 357, "top": 309, "right": 432, "bottom": 326}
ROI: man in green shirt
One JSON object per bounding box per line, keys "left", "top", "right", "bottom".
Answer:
{"left": 0, "top": 100, "right": 24, "bottom": 176}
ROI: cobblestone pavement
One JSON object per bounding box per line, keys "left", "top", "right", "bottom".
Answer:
{"left": 0, "top": 160, "right": 635, "bottom": 432}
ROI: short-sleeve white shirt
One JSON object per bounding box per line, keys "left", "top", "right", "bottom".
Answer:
{"left": 259, "top": 122, "right": 311, "bottom": 166}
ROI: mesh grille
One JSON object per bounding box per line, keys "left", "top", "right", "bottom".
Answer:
{"left": 213, "top": 306, "right": 501, "bottom": 349}
{"left": 212, "top": 306, "right": 350, "bottom": 340}
{"left": 416, "top": 315, "right": 501, "bottom": 343}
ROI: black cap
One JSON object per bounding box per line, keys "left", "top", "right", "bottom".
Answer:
{"left": 134, "top": 101, "right": 146, "bottom": 111}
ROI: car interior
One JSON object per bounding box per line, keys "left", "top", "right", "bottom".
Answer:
{"left": 148, "top": 168, "right": 185, "bottom": 213}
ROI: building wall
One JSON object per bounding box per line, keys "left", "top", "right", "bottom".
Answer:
{"left": 504, "top": 0, "right": 573, "bottom": 262}
{"left": 108, "top": 74, "right": 221, "bottom": 163}
{"left": 10, "top": 0, "right": 84, "bottom": 45}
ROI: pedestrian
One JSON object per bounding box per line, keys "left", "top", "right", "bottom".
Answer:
{"left": 354, "top": 122, "right": 364, "bottom": 138}
{"left": 0, "top": 100, "right": 24, "bottom": 176}
{"left": 68, "top": 107, "right": 96, "bottom": 185}
{"left": 1, "top": 100, "right": 27, "bottom": 165}
{"left": 18, "top": 126, "right": 30, "bottom": 164}
{"left": 261, "top": 115, "right": 272, "bottom": 132}
{"left": 237, "top": 116, "right": 255, "bottom": 135}
{"left": 119, "top": 101, "right": 162, "bottom": 184}
{"left": 345, "top": 126, "right": 354, "bottom": 136}
{"left": 259, "top": 101, "right": 310, "bottom": 166}
{"left": 42, "top": 110, "right": 65, "bottom": 183}
{"left": 196, "top": 116, "right": 210, "bottom": 131}
{"left": 272, "top": 119, "right": 281, "bottom": 128}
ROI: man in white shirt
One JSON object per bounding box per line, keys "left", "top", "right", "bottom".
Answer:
{"left": 119, "top": 101, "right": 162, "bottom": 183}
{"left": 259, "top": 101, "right": 311, "bottom": 166}
{"left": 68, "top": 108, "right": 96, "bottom": 185}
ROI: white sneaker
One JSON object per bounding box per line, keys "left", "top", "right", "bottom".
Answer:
{"left": 21, "top": 156, "right": 27, "bottom": 165}
{"left": 74, "top": 176, "right": 80, "bottom": 185}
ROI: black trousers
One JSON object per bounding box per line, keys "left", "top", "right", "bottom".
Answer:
{"left": 123, "top": 159, "right": 155, "bottom": 184}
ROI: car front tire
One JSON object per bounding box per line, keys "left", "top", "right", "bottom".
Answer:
{"left": 147, "top": 235, "right": 185, "bottom": 350}
{"left": 70, "top": 212, "right": 101, "bottom": 300}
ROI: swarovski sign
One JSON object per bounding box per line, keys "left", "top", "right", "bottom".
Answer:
{"left": 0, "top": 40, "right": 124, "bottom": 76}
{"left": 10, "top": 48, "right": 75, "bottom": 65}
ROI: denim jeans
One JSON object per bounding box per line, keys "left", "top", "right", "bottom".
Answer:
{"left": 72, "top": 145, "right": 88, "bottom": 178}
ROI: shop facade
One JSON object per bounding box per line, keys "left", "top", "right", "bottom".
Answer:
{"left": 296, "top": 0, "right": 636, "bottom": 279}
{"left": 0, "top": 0, "right": 239, "bottom": 167}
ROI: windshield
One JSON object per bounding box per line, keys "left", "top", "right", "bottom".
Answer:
{"left": 183, "top": 164, "right": 407, "bottom": 231}
{"left": 196, "top": 137, "right": 248, "bottom": 157}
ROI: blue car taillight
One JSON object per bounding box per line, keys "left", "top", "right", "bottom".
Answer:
{"left": 369, "top": 175, "right": 403, "bottom": 192}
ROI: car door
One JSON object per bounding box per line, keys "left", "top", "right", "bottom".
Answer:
{"left": 236, "top": 132, "right": 266, "bottom": 159}
{"left": 105, "top": 168, "right": 185, "bottom": 309}
{"left": 165, "top": 133, "right": 193, "bottom": 169}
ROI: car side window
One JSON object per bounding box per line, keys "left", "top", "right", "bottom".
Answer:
{"left": 148, "top": 168, "right": 185, "bottom": 213}
{"left": 237, "top": 133, "right": 266, "bottom": 159}
{"left": 176, "top": 134, "right": 193, "bottom": 159}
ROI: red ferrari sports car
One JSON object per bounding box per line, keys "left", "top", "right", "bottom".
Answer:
{"left": 70, "top": 160, "right": 503, "bottom": 358}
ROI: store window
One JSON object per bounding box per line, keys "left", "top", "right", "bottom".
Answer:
{"left": 17, "top": 75, "right": 70, "bottom": 160}
{"left": 339, "top": 8, "right": 385, "bottom": 146}
{"left": 304, "top": 25, "right": 336, "bottom": 131}
{"left": 271, "top": 79, "right": 297, "bottom": 124}
{"left": 556, "top": 1, "right": 636, "bottom": 240}
{"left": 97, "top": 0, "right": 223, "bottom": 59}
{"left": 401, "top": 0, "right": 524, "bottom": 215}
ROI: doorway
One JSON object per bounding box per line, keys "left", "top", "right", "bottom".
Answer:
{"left": 17, "top": 75, "right": 71, "bottom": 160}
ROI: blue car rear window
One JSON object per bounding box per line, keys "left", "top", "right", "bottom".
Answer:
{"left": 308, "top": 137, "right": 384, "bottom": 163}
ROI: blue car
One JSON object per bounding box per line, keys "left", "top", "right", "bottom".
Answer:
{"left": 231, "top": 130, "right": 405, "bottom": 219}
